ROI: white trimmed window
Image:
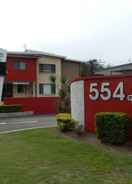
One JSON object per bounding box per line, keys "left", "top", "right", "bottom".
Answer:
{"left": 17, "top": 85, "right": 25, "bottom": 93}
{"left": 39, "top": 83, "right": 56, "bottom": 95}
{"left": 14, "top": 62, "right": 27, "bottom": 70}
{"left": 39, "top": 64, "right": 56, "bottom": 73}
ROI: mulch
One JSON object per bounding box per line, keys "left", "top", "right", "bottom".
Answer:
{"left": 56, "top": 129, "right": 132, "bottom": 154}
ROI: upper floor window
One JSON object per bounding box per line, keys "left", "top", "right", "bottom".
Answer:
{"left": 39, "top": 64, "right": 56, "bottom": 73}
{"left": 14, "top": 62, "right": 27, "bottom": 70}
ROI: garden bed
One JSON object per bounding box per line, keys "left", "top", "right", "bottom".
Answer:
{"left": 60, "top": 129, "right": 132, "bottom": 153}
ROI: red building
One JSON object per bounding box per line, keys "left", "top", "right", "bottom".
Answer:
{"left": 3, "top": 51, "right": 61, "bottom": 114}
{"left": 3, "top": 50, "right": 83, "bottom": 114}
{"left": 5, "top": 53, "right": 37, "bottom": 98}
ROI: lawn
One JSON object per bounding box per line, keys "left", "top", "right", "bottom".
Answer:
{"left": 0, "top": 128, "right": 132, "bottom": 184}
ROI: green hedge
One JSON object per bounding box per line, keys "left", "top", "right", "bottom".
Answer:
{"left": 56, "top": 113, "right": 75, "bottom": 132}
{"left": 96, "top": 112, "right": 130, "bottom": 145}
{"left": 0, "top": 105, "right": 22, "bottom": 113}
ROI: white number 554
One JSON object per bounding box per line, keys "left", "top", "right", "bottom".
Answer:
{"left": 89, "top": 82, "right": 125, "bottom": 101}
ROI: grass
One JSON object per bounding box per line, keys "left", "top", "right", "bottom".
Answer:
{"left": 0, "top": 128, "right": 132, "bottom": 183}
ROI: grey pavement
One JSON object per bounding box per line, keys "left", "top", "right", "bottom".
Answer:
{"left": 0, "top": 115, "right": 57, "bottom": 133}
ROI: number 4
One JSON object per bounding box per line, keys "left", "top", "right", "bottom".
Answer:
{"left": 113, "top": 82, "right": 125, "bottom": 101}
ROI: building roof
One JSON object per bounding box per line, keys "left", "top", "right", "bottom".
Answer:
{"left": 65, "top": 58, "right": 83, "bottom": 63}
{"left": 8, "top": 50, "right": 65, "bottom": 59}
{"left": 7, "top": 50, "right": 84, "bottom": 63}
{"left": 97, "top": 62, "right": 132, "bottom": 73}
{"left": 105, "top": 63, "right": 132, "bottom": 70}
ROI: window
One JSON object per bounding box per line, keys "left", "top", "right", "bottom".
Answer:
{"left": 14, "top": 62, "right": 27, "bottom": 70}
{"left": 0, "top": 62, "right": 6, "bottom": 76}
{"left": 39, "top": 83, "right": 56, "bottom": 95}
{"left": 39, "top": 64, "right": 56, "bottom": 73}
{"left": 17, "top": 85, "right": 25, "bottom": 93}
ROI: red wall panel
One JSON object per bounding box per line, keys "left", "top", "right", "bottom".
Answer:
{"left": 6, "top": 57, "right": 37, "bottom": 81}
{"left": 83, "top": 75, "right": 132, "bottom": 134}
{"left": 4, "top": 97, "right": 59, "bottom": 114}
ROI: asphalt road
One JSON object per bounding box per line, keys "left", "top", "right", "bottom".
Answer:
{"left": 0, "top": 115, "right": 57, "bottom": 133}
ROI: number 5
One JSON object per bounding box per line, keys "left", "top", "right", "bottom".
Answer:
{"left": 100, "top": 82, "right": 111, "bottom": 100}
{"left": 89, "top": 83, "right": 99, "bottom": 101}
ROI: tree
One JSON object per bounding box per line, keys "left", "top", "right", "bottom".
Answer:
{"left": 88, "top": 59, "right": 104, "bottom": 75}
{"left": 80, "top": 63, "right": 90, "bottom": 77}
{"left": 49, "top": 75, "right": 56, "bottom": 83}
{"left": 80, "top": 59, "right": 105, "bottom": 76}
{"left": 49, "top": 75, "right": 56, "bottom": 95}
{"left": 49, "top": 75, "right": 70, "bottom": 113}
{"left": 58, "top": 77, "right": 71, "bottom": 113}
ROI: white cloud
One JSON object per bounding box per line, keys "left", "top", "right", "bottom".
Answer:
{"left": 0, "top": 0, "right": 132, "bottom": 64}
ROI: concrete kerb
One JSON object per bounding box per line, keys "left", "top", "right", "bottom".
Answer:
{"left": 0, "top": 125, "right": 57, "bottom": 134}
{"left": 0, "top": 111, "right": 33, "bottom": 118}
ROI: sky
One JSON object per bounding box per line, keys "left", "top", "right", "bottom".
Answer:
{"left": 0, "top": 0, "right": 132, "bottom": 65}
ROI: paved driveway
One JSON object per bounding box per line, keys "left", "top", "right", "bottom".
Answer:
{"left": 0, "top": 115, "right": 57, "bottom": 133}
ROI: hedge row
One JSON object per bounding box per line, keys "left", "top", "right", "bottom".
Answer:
{"left": 0, "top": 105, "right": 22, "bottom": 113}
{"left": 56, "top": 112, "right": 130, "bottom": 145}
{"left": 96, "top": 112, "right": 130, "bottom": 145}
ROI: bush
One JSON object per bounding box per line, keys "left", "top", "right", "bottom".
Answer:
{"left": 56, "top": 113, "right": 75, "bottom": 132}
{"left": 0, "top": 104, "right": 22, "bottom": 113}
{"left": 96, "top": 112, "right": 130, "bottom": 145}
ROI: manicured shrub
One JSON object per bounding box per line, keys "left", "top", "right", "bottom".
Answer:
{"left": 56, "top": 113, "right": 75, "bottom": 132}
{"left": 96, "top": 112, "right": 130, "bottom": 145}
{"left": 0, "top": 104, "right": 22, "bottom": 113}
